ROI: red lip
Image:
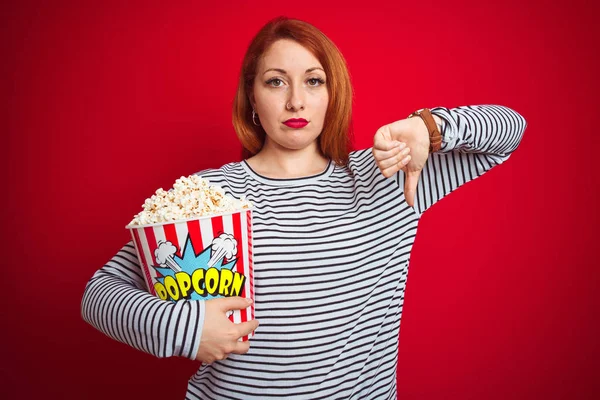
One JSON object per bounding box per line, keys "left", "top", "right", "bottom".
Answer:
{"left": 284, "top": 118, "right": 309, "bottom": 128}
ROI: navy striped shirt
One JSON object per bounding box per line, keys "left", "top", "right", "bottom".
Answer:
{"left": 81, "top": 105, "right": 527, "bottom": 399}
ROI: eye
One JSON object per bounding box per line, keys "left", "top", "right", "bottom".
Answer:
{"left": 308, "top": 78, "right": 326, "bottom": 87}
{"left": 266, "top": 78, "right": 284, "bottom": 87}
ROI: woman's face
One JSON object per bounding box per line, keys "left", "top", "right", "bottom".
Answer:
{"left": 251, "top": 39, "right": 329, "bottom": 152}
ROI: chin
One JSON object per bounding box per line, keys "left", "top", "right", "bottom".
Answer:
{"left": 275, "top": 131, "right": 320, "bottom": 150}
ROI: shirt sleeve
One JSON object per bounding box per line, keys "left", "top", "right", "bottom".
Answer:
{"left": 394, "top": 104, "right": 527, "bottom": 217}
{"left": 80, "top": 241, "right": 205, "bottom": 360}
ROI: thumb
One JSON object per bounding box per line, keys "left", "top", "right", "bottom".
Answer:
{"left": 403, "top": 170, "right": 421, "bottom": 208}
{"left": 217, "top": 296, "right": 253, "bottom": 312}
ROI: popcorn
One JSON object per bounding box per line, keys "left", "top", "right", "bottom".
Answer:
{"left": 129, "top": 175, "right": 252, "bottom": 226}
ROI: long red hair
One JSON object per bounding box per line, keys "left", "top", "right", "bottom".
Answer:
{"left": 232, "top": 16, "right": 354, "bottom": 167}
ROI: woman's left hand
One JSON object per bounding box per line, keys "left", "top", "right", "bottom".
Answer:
{"left": 372, "top": 117, "right": 430, "bottom": 207}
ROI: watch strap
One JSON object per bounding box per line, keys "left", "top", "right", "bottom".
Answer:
{"left": 407, "top": 108, "right": 442, "bottom": 153}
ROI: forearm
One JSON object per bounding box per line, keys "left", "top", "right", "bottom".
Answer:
{"left": 406, "top": 105, "right": 527, "bottom": 216}
{"left": 430, "top": 105, "right": 527, "bottom": 156}
{"left": 80, "top": 242, "right": 204, "bottom": 359}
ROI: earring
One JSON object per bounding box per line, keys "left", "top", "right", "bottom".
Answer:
{"left": 252, "top": 109, "right": 261, "bottom": 126}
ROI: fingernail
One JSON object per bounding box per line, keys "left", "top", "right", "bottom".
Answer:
{"left": 246, "top": 298, "right": 253, "bottom": 304}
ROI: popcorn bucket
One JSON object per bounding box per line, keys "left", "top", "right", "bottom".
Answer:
{"left": 126, "top": 208, "right": 255, "bottom": 340}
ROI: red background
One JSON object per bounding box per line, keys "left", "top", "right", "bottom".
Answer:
{"left": 4, "top": 0, "right": 599, "bottom": 399}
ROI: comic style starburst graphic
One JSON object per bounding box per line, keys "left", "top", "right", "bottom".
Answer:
{"left": 153, "top": 235, "right": 238, "bottom": 301}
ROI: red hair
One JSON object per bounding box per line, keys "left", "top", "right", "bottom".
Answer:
{"left": 232, "top": 16, "right": 354, "bottom": 167}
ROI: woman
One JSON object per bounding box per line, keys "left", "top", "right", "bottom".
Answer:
{"left": 81, "top": 16, "right": 527, "bottom": 399}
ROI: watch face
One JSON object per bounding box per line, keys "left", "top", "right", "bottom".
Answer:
{"left": 408, "top": 109, "right": 424, "bottom": 118}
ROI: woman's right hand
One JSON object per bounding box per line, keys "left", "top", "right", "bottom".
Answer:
{"left": 195, "top": 297, "right": 259, "bottom": 364}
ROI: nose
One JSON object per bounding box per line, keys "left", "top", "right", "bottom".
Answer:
{"left": 286, "top": 83, "right": 305, "bottom": 111}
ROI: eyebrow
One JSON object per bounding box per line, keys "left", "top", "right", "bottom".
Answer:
{"left": 263, "top": 67, "right": 325, "bottom": 76}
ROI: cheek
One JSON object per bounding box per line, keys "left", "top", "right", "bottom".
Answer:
{"left": 317, "top": 97, "right": 329, "bottom": 119}
{"left": 319, "top": 92, "right": 329, "bottom": 109}
{"left": 257, "top": 103, "right": 277, "bottom": 124}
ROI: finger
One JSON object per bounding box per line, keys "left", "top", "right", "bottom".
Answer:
{"left": 373, "top": 137, "right": 399, "bottom": 152}
{"left": 404, "top": 170, "right": 421, "bottom": 207}
{"left": 372, "top": 142, "right": 406, "bottom": 160}
{"left": 376, "top": 148, "right": 411, "bottom": 170}
{"left": 373, "top": 128, "right": 397, "bottom": 151}
{"left": 237, "top": 319, "right": 259, "bottom": 338}
{"left": 230, "top": 340, "right": 251, "bottom": 355}
{"left": 374, "top": 126, "right": 392, "bottom": 143}
{"left": 378, "top": 154, "right": 411, "bottom": 178}
{"left": 219, "top": 296, "right": 253, "bottom": 312}
{"left": 378, "top": 162, "right": 401, "bottom": 179}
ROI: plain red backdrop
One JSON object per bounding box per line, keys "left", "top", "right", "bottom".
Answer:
{"left": 4, "top": 0, "right": 599, "bottom": 399}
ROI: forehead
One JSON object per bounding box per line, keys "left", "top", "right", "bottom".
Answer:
{"left": 259, "top": 39, "right": 323, "bottom": 72}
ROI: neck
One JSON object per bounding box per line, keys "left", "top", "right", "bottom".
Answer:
{"left": 246, "top": 139, "right": 329, "bottom": 179}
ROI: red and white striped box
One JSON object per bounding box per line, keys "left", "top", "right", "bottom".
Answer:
{"left": 126, "top": 208, "right": 255, "bottom": 340}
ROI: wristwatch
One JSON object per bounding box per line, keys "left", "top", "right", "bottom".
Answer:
{"left": 407, "top": 108, "right": 442, "bottom": 153}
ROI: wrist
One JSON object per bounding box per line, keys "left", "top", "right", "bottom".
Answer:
{"left": 407, "top": 108, "right": 442, "bottom": 153}
{"left": 408, "top": 116, "right": 430, "bottom": 147}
